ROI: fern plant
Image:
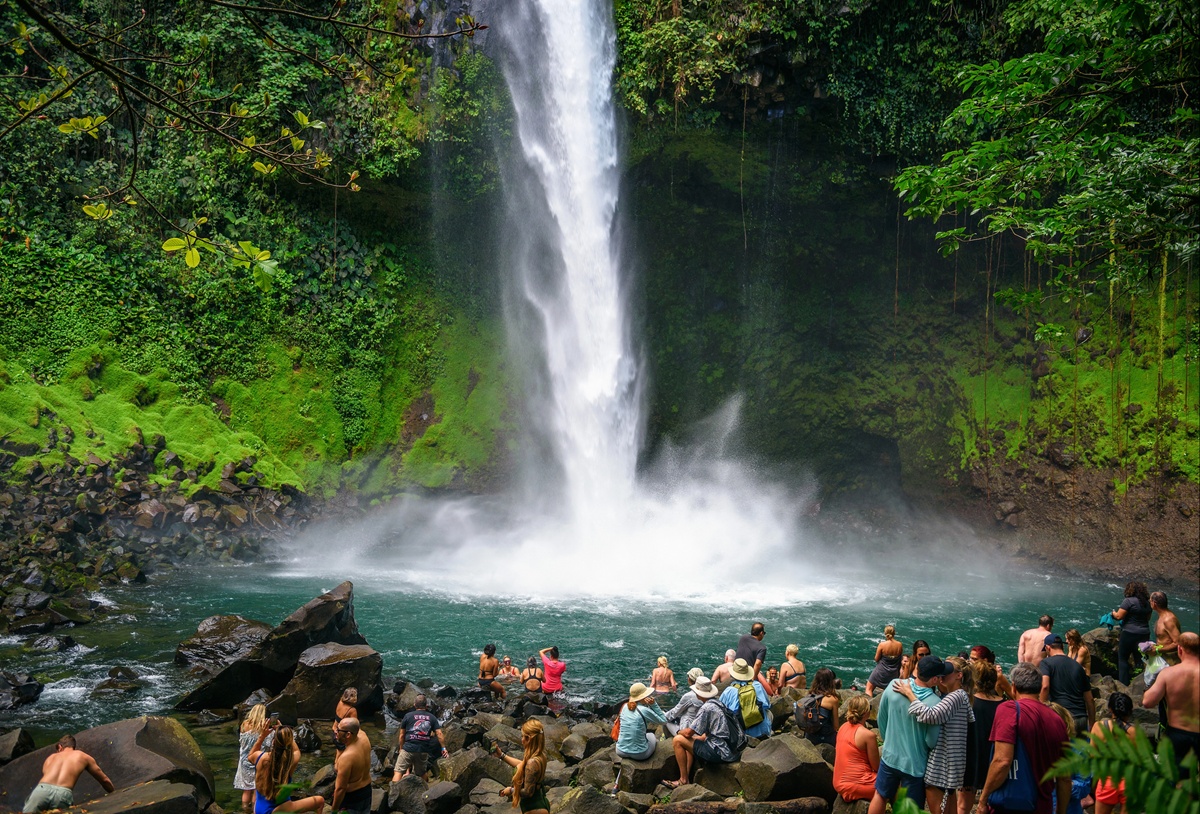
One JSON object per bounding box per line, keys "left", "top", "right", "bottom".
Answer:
{"left": 1050, "top": 728, "right": 1199, "bottom": 814}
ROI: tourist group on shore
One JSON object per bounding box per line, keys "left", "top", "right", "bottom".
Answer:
{"left": 19, "top": 582, "right": 1198, "bottom": 814}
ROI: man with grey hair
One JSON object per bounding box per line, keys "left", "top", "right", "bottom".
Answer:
{"left": 978, "top": 663, "right": 1070, "bottom": 814}
{"left": 665, "top": 668, "right": 708, "bottom": 734}
{"left": 711, "top": 649, "right": 737, "bottom": 684}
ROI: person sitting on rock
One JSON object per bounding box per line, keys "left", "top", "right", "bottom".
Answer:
{"left": 392, "top": 694, "right": 449, "bottom": 781}
{"left": 495, "top": 719, "right": 549, "bottom": 814}
{"left": 668, "top": 677, "right": 738, "bottom": 787}
{"left": 22, "top": 734, "right": 114, "bottom": 814}
{"left": 665, "top": 668, "right": 708, "bottom": 735}
{"left": 520, "top": 657, "right": 545, "bottom": 693}
{"left": 331, "top": 718, "right": 371, "bottom": 814}
{"left": 479, "top": 643, "right": 507, "bottom": 699}
{"left": 711, "top": 649, "right": 737, "bottom": 685}
{"left": 719, "top": 658, "right": 772, "bottom": 739}
{"left": 332, "top": 688, "right": 357, "bottom": 751}
{"left": 833, "top": 696, "right": 879, "bottom": 803}
{"left": 498, "top": 656, "right": 521, "bottom": 681}
{"left": 615, "top": 682, "right": 668, "bottom": 760}
{"left": 250, "top": 726, "right": 324, "bottom": 814}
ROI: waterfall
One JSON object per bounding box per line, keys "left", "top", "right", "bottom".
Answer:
{"left": 496, "top": 0, "right": 643, "bottom": 518}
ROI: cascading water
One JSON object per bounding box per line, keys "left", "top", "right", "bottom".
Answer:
{"left": 292, "top": 0, "right": 825, "bottom": 602}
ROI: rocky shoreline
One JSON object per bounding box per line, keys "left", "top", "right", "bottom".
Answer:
{"left": 0, "top": 583, "right": 1167, "bottom": 814}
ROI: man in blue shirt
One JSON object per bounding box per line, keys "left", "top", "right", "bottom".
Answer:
{"left": 867, "top": 655, "right": 951, "bottom": 814}
{"left": 720, "top": 658, "right": 772, "bottom": 739}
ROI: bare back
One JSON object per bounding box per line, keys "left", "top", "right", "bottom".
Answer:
{"left": 1156, "top": 610, "right": 1181, "bottom": 655}
{"left": 479, "top": 655, "right": 500, "bottom": 680}
{"left": 1159, "top": 660, "right": 1200, "bottom": 731}
{"left": 876, "top": 639, "right": 903, "bottom": 660}
{"left": 39, "top": 749, "right": 100, "bottom": 789}
{"left": 1018, "top": 627, "right": 1048, "bottom": 666}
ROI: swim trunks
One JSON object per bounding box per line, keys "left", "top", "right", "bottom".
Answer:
{"left": 341, "top": 784, "right": 372, "bottom": 814}
{"left": 22, "top": 783, "right": 73, "bottom": 814}
{"left": 1165, "top": 724, "right": 1200, "bottom": 775}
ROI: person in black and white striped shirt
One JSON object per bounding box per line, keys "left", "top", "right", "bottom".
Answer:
{"left": 891, "top": 655, "right": 974, "bottom": 814}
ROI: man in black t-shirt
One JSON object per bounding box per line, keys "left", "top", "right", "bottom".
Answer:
{"left": 391, "top": 695, "right": 448, "bottom": 781}
{"left": 735, "top": 623, "right": 767, "bottom": 681}
{"left": 1038, "top": 633, "right": 1095, "bottom": 733}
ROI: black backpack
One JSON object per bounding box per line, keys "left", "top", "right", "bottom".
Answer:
{"left": 715, "top": 700, "right": 749, "bottom": 755}
{"left": 795, "top": 693, "right": 824, "bottom": 735}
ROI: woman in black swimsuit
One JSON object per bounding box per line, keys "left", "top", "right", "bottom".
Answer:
{"left": 478, "top": 643, "right": 507, "bottom": 699}
{"left": 778, "top": 644, "right": 807, "bottom": 690}
{"left": 520, "top": 657, "right": 544, "bottom": 693}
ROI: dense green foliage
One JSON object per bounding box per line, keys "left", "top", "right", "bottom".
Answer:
{"left": 1050, "top": 728, "right": 1199, "bottom": 814}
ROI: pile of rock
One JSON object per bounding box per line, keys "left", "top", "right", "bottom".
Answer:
{"left": 175, "top": 581, "right": 384, "bottom": 721}
{"left": 0, "top": 425, "right": 315, "bottom": 635}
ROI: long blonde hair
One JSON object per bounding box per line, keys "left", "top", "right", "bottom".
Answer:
{"left": 948, "top": 656, "right": 973, "bottom": 702}
{"left": 657, "top": 656, "right": 668, "bottom": 668}
{"left": 510, "top": 719, "right": 546, "bottom": 808}
{"left": 242, "top": 703, "right": 267, "bottom": 734}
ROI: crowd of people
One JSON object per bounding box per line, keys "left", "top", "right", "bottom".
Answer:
{"left": 16, "top": 583, "right": 1197, "bottom": 814}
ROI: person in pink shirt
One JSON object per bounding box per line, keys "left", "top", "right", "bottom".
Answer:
{"left": 539, "top": 646, "right": 567, "bottom": 693}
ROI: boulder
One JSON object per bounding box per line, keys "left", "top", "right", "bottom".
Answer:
{"left": 553, "top": 785, "right": 627, "bottom": 814}
{"left": 616, "top": 739, "right": 677, "bottom": 793}
{"left": 437, "top": 746, "right": 512, "bottom": 795}
{"left": 63, "top": 780, "right": 200, "bottom": 814}
{"left": 0, "top": 716, "right": 215, "bottom": 811}
{"left": 442, "top": 720, "right": 486, "bottom": 755}
{"left": 669, "top": 785, "right": 723, "bottom": 803}
{"left": 423, "top": 781, "right": 464, "bottom": 814}
{"left": 573, "top": 745, "right": 617, "bottom": 790}
{"left": 0, "top": 728, "right": 36, "bottom": 765}
{"left": 390, "top": 775, "right": 430, "bottom": 814}
{"left": 831, "top": 797, "right": 870, "bottom": 814}
{"left": 542, "top": 759, "right": 571, "bottom": 789}
{"left": 387, "top": 682, "right": 423, "bottom": 717}
{"left": 174, "top": 615, "right": 273, "bottom": 675}
{"left": 1082, "top": 628, "right": 1120, "bottom": 678}
{"left": 734, "top": 734, "right": 835, "bottom": 802}
{"left": 267, "top": 642, "right": 383, "bottom": 720}
{"left": 616, "top": 791, "right": 654, "bottom": 814}
{"left": 0, "top": 672, "right": 43, "bottom": 710}
{"left": 485, "top": 724, "right": 523, "bottom": 755}
{"left": 529, "top": 716, "right": 570, "bottom": 758}
{"left": 560, "top": 722, "right": 609, "bottom": 765}
{"left": 177, "top": 581, "right": 367, "bottom": 711}
{"left": 468, "top": 778, "right": 507, "bottom": 807}
{"left": 693, "top": 762, "right": 741, "bottom": 797}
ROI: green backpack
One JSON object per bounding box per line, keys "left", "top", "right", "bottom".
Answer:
{"left": 736, "top": 681, "right": 763, "bottom": 727}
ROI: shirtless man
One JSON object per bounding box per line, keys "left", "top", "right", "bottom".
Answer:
{"left": 22, "top": 735, "right": 114, "bottom": 813}
{"left": 1142, "top": 631, "right": 1200, "bottom": 772}
{"left": 478, "top": 643, "right": 506, "bottom": 699}
{"left": 332, "top": 718, "right": 372, "bottom": 814}
{"left": 1017, "top": 614, "right": 1054, "bottom": 667}
{"left": 1151, "top": 592, "right": 1182, "bottom": 665}
{"left": 711, "top": 649, "right": 737, "bottom": 684}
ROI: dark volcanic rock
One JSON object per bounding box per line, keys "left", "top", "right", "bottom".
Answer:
{"left": 62, "top": 780, "right": 201, "bottom": 814}
{"left": 0, "top": 716, "right": 215, "bottom": 811}
{"left": 0, "top": 728, "right": 36, "bottom": 765}
{"left": 176, "top": 581, "right": 366, "bottom": 711}
{"left": 267, "top": 642, "right": 383, "bottom": 720}
{"left": 175, "top": 615, "right": 273, "bottom": 675}
{"left": 0, "top": 672, "right": 44, "bottom": 710}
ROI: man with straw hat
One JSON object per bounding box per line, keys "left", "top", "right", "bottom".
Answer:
{"left": 719, "top": 658, "right": 772, "bottom": 739}
{"left": 668, "top": 677, "right": 740, "bottom": 787}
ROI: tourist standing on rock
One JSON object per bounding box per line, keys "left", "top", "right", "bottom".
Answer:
{"left": 892, "top": 656, "right": 973, "bottom": 814}
{"left": 615, "top": 682, "right": 669, "bottom": 760}
{"left": 900, "top": 640, "right": 932, "bottom": 680}
{"left": 1018, "top": 615, "right": 1054, "bottom": 667}
{"left": 1064, "top": 630, "right": 1091, "bottom": 675}
{"left": 668, "top": 677, "right": 737, "bottom": 787}
{"left": 333, "top": 689, "right": 358, "bottom": 750}
{"left": 392, "top": 695, "right": 449, "bottom": 781}
{"left": 496, "top": 719, "right": 549, "bottom": 814}
{"left": 1090, "top": 693, "right": 1136, "bottom": 814}
{"left": 1113, "top": 582, "right": 1153, "bottom": 685}
{"left": 805, "top": 667, "right": 841, "bottom": 747}
{"left": 1151, "top": 592, "right": 1182, "bottom": 665}
{"left": 720, "top": 658, "right": 772, "bottom": 739}
{"left": 834, "top": 695, "right": 880, "bottom": 803}
{"left": 1039, "top": 634, "right": 1095, "bottom": 734}
{"left": 21, "top": 734, "right": 114, "bottom": 814}
{"left": 735, "top": 622, "right": 767, "bottom": 681}
{"left": 498, "top": 656, "right": 521, "bottom": 681}
{"left": 520, "top": 657, "right": 544, "bottom": 693}
{"left": 711, "top": 649, "right": 737, "bottom": 684}
{"left": 977, "top": 663, "right": 1070, "bottom": 814}
{"left": 868, "top": 655, "right": 949, "bottom": 814}
{"left": 538, "top": 646, "right": 566, "bottom": 694}
{"left": 235, "top": 705, "right": 273, "bottom": 813}
{"left": 866, "top": 626, "right": 904, "bottom": 696}
{"left": 332, "top": 718, "right": 371, "bottom": 814}
{"left": 479, "top": 643, "right": 507, "bottom": 699}
{"left": 962, "top": 658, "right": 1007, "bottom": 814}
{"left": 666, "top": 669, "right": 708, "bottom": 733}
{"left": 650, "top": 656, "right": 677, "bottom": 694}
{"left": 1142, "top": 631, "right": 1200, "bottom": 772}
{"left": 250, "top": 726, "right": 324, "bottom": 814}
{"left": 779, "top": 643, "right": 808, "bottom": 691}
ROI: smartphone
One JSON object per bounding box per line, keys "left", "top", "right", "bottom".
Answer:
{"left": 268, "top": 713, "right": 280, "bottom": 726}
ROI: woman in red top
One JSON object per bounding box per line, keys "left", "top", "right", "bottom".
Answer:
{"left": 833, "top": 695, "right": 879, "bottom": 802}
{"left": 539, "top": 646, "right": 566, "bottom": 693}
